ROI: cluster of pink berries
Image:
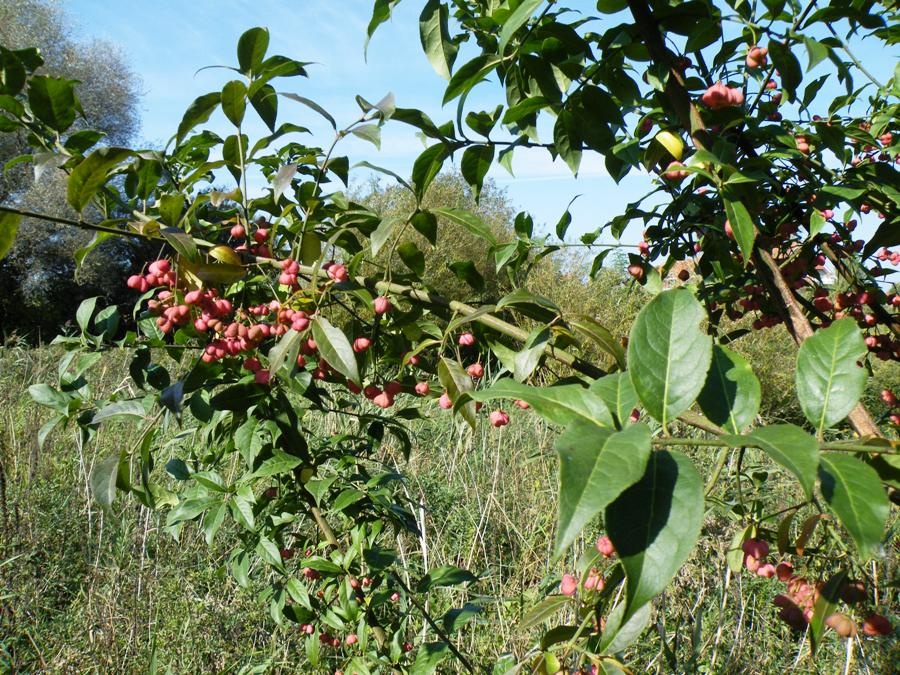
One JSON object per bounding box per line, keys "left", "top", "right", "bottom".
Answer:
{"left": 876, "top": 247, "right": 900, "bottom": 266}
{"left": 323, "top": 261, "right": 349, "bottom": 283}
{"left": 881, "top": 389, "right": 899, "bottom": 426}
{"left": 849, "top": 129, "right": 896, "bottom": 169}
{"left": 701, "top": 82, "right": 744, "bottom": 110}
{"left": 278, "top": 258, "right": 301, "bottom": 288}
{"left": 126, "top": 258, "right": 177, "bottom": 294}
{"left": 745, "top": 45, "right": 768, "bottom": 69}
{"left": 559, "top": 537, "right": 616, "bottom": 597}
{"left": 230, "top": 219, "right": 271, "bottom": 257}
{"left": 201, "top": 321, "right": 268, "bottom": 364}
{"left": 741, "top": 538, "right": 893, "bottom": 636}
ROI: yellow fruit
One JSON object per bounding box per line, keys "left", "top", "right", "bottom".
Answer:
{"left": 654, "top": 130, "right": 685, "bottom": 160}
{"left": 209, "top": 245, "right": 242, "bottom": 266}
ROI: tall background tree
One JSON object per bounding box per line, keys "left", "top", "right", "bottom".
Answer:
{"left": 0, "top": 0, "right": 147, "bottom": 341}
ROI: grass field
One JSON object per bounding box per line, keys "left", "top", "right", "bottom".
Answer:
{"left": 0, "top": 339, "right": 897, "bottom": 673}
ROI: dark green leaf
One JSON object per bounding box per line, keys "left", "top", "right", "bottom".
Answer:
{"left": 443, "top": 54, "right": 500, "bottom": 104}
{"left": 606, "top": 450, "right": 704, "bottom": 625}
{"left": 411, "top": 143, "right": 452, "bottom": 202}
{"left": 416, "top": 566, "right": 478, "bottom": 592}
{"left": 27, "top": 76, "right": 77, "bottom": 131}
{"left": 398, "top": 241, "right": 426, "bottom": 276}
{"left": 498, "top": 0, "right": 545, "bottom": 55}
{"left": 571, "top": 317, "right": 626, "bottom": 370}
{"left": 460, "top": 144, "right": 494, "bottom": 200}
{"left": 67, "top": 147, "right": 134, "bottom": 211}
{"left": 697, "top": 345, "right": 760, "bottom": 434}
{"left": 590, "top": 372, "right": 638, "bottom": 426}
{"left": 818, "top": 454, "right": 889, "bottom": 559}
{"left": 237, "top": 27, "right": 270, "bottom": 75}
{"left": 555, "top": 422, "right": 652, "bottom": 558}
{"left": 250, "top": 83, "right": 278, "bottom": 131}
{"left": 221, "top": 80, "right": 247, "bottom": 127}
{"left": 176, "top": 92, "right": 221, "bottom": 143}
{"left": 735, "top": 424, "right": 819, "bottom": 499}
{"left": 768, "top": 41, "right": 803, "bottom": 102}
{"left": 722, "top": 196, "right": 757, "bottom": 263}
{"left": 431, "top": 206, "right": 497, "bottom": 245}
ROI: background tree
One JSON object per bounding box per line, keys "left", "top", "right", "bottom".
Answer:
{"left": 0, "top": 0, "right": 147, "bottom": 341}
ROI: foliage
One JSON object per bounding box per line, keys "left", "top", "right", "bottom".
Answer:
{"left": 0, "top": 2, "right": 898, "bottom": 671}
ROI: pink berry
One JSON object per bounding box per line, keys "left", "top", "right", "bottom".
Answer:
{"left": 254, "top": 369, "right": 271, "bottom": 385}
{"left": 595, "top": 536, "right": 615, "bottom": 558}
{"left": 742, "top": 538, "right": 769, "bottom": 559}
{"left": 458, "top": 332, "right": 476, "bottom": 346}
{"left": 466, "top": 363, "right": 484, "bottom": 379}
{"left": 560, "top": 573, "right": 578, "bottom": 596}
{"left": 327, "top": 263, "right": 348, "bottom": 282}
{"left": 513, "top": 399, "right": 530, "bottom": 410}
{"left": 353, "top": 337, "right": 372, "bottom": 353}
{"left": 414, "top": 381, "right": 430, "bottom": 396}
{"left": 253, "top": 228, "right": 269, "bottom": 243}
{"left": 438, "top": 393, "right": 452, "bottom": 409}
{"left": 756, "top": 563, "right": 777, "bottom": 578}
{"left": 489, "top": 410, "right": 509, "bottom": 427}
{"left": 346, "top": 634, "right": 358, "bottom": 646}
{"left": 230, "top": 224, "right": 245, "bottom": 239}
{"left": 374, "top": 296, "right": 392, "bottom": 315}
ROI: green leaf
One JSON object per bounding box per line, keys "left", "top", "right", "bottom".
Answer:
{"left": 411, "top": 143, "right": 452, "bottom": 202}
{"left": 410, "top": 642, "right": 449, "bottom": 675}
{"left": 67, "top": 148, "right": 134, "bottom": 211}
{"left": 803, "top": 37, "right": 830, "bottom": 71}
{"left": 589, "top": 372, "right": 638, "bottom": 426}
{"left": 0, "top": 208, "right": 21, "bottom": 261}
{"left": 176, "top": 92, "right": 221, "bottom": 143}
{"left": 158, "top": 194, "right": 185, "bottom": 227}
{"left": 768, "top": 40, "right": 802, "bottom": 102}
{"left": 221, "top": 80, "right": 247, "bottom": 127}
{"left": 237, "top": 27, "right": 270, "bottom": 75}
{"left": 555, "top": 422, "right": 652, "bottom": 558}
{"left": 161, "top": 227, "right": 198, "bottom": 263}
{"left": 571, "top": 317, "right": 626, "bottom": 370}
{"left": 553, "top": 109, "right": 582, "bottom": 174}
{"left": 597, "top": 600, "right": 652, "bottom": 653}
{"left": 809, "top": 571, "right": 846, "bottom": 655}
{"left": 498, "top": 0, "right": 545, "bottom": 55}
{"left": 734, "top": 424, "right": 819, "bottom": 500}
{"left": 92, "top": 400, "right": 146, "bottom": 424}
{"left": 91, "top": 453, "right": 123, "bottom": 509}
{"left": 818, "top": 454, "right": 889, "bottom": 560}
{"left": 419, "top": 0, "right": 458, "bottom": 79}
{"left": 365, "top": 0, "right": 401, "bottom": 55}
{"left": 247, "top": 451, "right": 303, "bottom": 479}
{"left": 27, "top": 76, "right": 77, "bottom": 131}
{"left": 311, "top": 317, "right": 360, "bottom": 385}
{"left": 496, "top": 288, "right": 560, "bottom": 319}
{"left": 466, "top": 380, "right": 614, "bottom": 428}
{"left": 371, "top": 215, "right": 404, "bottom": 256}
{"left": 281, "top": 92, "right": 336, "bottom": 130}
{"left": 606, "top": 450, "right": 704, "bottom": 625}
{"left": 249, "top": 83, "right": 278, "bottom": 131}
{"left": 722, "top": 197, "right": 757, "bottom": 263}
{"left": 28, "top": 383, "right": 71, "bottom": 413}
{"left": 795, "top": 318, "right": 867, "bottom": 433}
{"left": 417, "top": 566, "right": 478, "bottom": 593}
{"left": 438, "top": 357, "right": 476, "bottom": 428}
{"left": 627, "top": 289, "right": 712, "bottom": 427}
{"left": 442, "top": 604, "right": 481, "bottom": 633}
{"left": 75, "top": 296, "right": 98, "bottom": 334}
{"left": 443, "top": 54, "right": 500, "bottom": 104}
{"left": 697, "top": 345, "right": 760, "bottom": 434}
{"left": 460, "top": 144, "right": 494, "bottom": 200}
{"left": 431, "top": 206, "right": 497, "bottom": 245}
{"left": 447, "top": 261, "right": 485, "bottom": 291}
{"left": 268, "top": 328, "right": 302, "bottom": 377}
{"left": 520, "top": 595, "right": 569, "bottom": 629}
{"left": 398, "top": 241, "right": 425, "bottom": 277}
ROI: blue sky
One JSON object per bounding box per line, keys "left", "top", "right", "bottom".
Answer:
{"left": 66, "top": 0, "right": 896, "bottom": 249}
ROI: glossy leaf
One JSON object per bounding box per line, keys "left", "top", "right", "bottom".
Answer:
{"left": 697, "top": 345, "right": 761, "bottom": 434}
{"left": 498, "top": 0, "right": 545, "bottom": 55}
{"left": 419, "top": 0, "right": 457, "bottom": 79}
{"left": 67, "top": 147, "right": 134, "bottom": 211}
{"left": 91, "top": 453, "right": 123, "bottom": 509}
{"left": 411, "top": 142, "right": 452, "bottom": 202}
{"left": 818, "top": 454, "right": 889, "bottom": 559}
{"left": 431, "top": 207, "right": 497, "bottom": 245}
{"left": 311, "top": 317, "right": 360, "bottom": 385}
{"left": 606, "top": 450, "right": 703, "bottom": 625}
{"left": 795, "top": 318, "right": 867, "bottom": 433}
{"left": 571, "top": 317, "right": 626, "bottom": 370}
{"left": 460, "top": 144, "right": 494, "bottom": 200}
{"left": 768, "top": 40, "right": 802, "bottom": 102}
{"left": 438, "top": 357, "right": 476, "bottom": 428}
{"left": 281, "top": 92, "right": 336, "bottom": 129}
{"left": 627, "top": 289, "right": 712, "bottom": 427}
{"left": 237, "top": 27, "right": 269, "bottom": 75}
{"left": 27, "top": 75, "right": 77, "bottom": 131}
{"left": 465, "top": 380, "right": 614, "bottom": 428}
{"left": 221, "top": 80, "right": 247, "bottom": 127}
{"left": 416, "top": 565, "right": 478, "bottom": 592}
{"left": 590, "top": 372, "right": 638, "bottom": 427}
{"left": 735, "top": 424, "right": 819, "bottom": 500}
{"left": 722, "top": 197, "right": 757, "bottom": 263}
{"left": 555, "top": 422, "right": 652, "bottom": 558}
{"left": 176, "top": 92, "right": 221, "bottom": 143}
